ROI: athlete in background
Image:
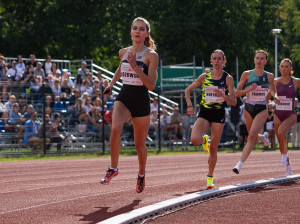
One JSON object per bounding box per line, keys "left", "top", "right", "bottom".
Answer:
{"left": 185, "top": 49, "right": 236, "bottom": 189}
{"left": 100, "top": 17, "right": 158, "bottom": 193}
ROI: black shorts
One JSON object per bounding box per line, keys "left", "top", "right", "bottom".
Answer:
{"left": 245, "top": 103, "right": 266, "bottom": 119}
{"left": 115, "top": 85, "right": 150, "bottom": 117}
{"left": 198, "top": 105, "right": 225, "bottom": 123}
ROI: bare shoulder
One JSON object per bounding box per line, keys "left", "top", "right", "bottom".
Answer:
{"left": 118, "top": 48, "right": 129, "bottom": 58}
{"left": 145, "top": 49, "right": 159, "bottom": 60}
{"left": 292, "top": 76, "right": 300, "bottom": 86}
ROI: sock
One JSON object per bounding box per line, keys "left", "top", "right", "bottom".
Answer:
{"left": 282, "top": 154, "right": 288, "bottom": 162}
{"left": 138, "top": 173, "right": 145, "bottom": 178}
{"left": 110, "top": 167, "right": 118, "bottom": 171}
{"left": 207, "top": 175, "right": 213, "bottom": 178}
{"left": 236, "top": 161, "right": 243, "bottom": 170}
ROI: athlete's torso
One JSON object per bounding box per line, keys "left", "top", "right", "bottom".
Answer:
{"left": 275, "top": 77, "right": 296, "bottom": 112}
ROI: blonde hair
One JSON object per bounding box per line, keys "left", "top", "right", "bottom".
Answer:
{"left": 132, "top": 17, "right": 156, "bottom": 50}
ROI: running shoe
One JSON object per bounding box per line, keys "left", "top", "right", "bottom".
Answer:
{"left": 202, "top": 135, "right": 210, "bottom": 154}
{"left": 100, "top": 168, "right": 119, "bottom": 184}
{"left": 263, "top": 132, "right": 270, "bottom": 147}
{"left": 286, "top": 162, "right": 292, "bottom": 176}
{"left": 206, "top": 176, "right": 215, "bottom": 189}
{"left": 232, "top": 166, "right": 240, "bottom": 174}
{"left": 136, "top": 175, "right": 145, "bottom": 193}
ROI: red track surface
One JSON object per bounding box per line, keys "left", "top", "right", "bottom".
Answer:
{"left": 0, "top": 151, "right": 299, "bottom": 224}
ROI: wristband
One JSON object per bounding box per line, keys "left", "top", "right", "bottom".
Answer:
{"left": 187, "top": 105, "right": 193, "bottom": 108}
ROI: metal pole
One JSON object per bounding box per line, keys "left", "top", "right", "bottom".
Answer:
{"left": 102, "top": 95, "right": 105, "bottom": 154}
{"left": 160, "top": 59, "right": 163, "bottom": 96}
{"left": 275, "top": 33, "right": 278, "bottom": 78}
{"left": 157, "top": 87, "right": 161, "bottom": 153}
{"left": 236, "top": 56, "right": 239, "bottom": 83}
{"left": 193, "top": 56, "right": 197, "bottom": 108}
{"left": 42, "top": 84, "right": 46, "bottom": 155}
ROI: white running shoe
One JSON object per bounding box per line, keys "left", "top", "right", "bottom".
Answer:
{"left": 281, "top": 154, "right": 288, "bottom": 167}
{"left": 286, "top": 162, "right": 292, "bottom": 176}
{"left": 263, "top": 132, "right": 270, "bottom": 147}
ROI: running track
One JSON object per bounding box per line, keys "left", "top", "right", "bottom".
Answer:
{"left": 0, "top": 151, "right": 299, "bottom": 224}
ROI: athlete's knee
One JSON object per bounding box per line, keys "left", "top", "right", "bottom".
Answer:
{"left": 191, "top": 136, "right": 202, "bottom": 145}
{"left": 247, "top": 132, "right": 257, "bottom": 143}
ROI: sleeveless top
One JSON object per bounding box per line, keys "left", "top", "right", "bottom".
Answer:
{"left": 245, "top": 70, "right": 269, "bottom": 105}
{"left": 118, "top": 47, "right": 150, "bottom": 104}
{"left": 275, "top": 78, "right": 296, "bottom": 112}
{"left": 200, "top": 71, "right": 228, "bottom": 110}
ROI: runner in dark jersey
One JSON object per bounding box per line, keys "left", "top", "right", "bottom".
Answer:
{"left": 100, "top": 17, "right": 159, "bottom": 193}
{"left": 274, "top": 58, "right": 300, "bottom": 176}
{"left": 233, "top": 50, "right": 278, "bottom": 174}
{"left": 185, "top": 49, "right": 236, "bottom": 189}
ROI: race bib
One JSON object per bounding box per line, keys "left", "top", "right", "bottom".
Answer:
{"left": 205, "top": 86, "right": 225, "bottom": 103}
{"left": 276, "top": 96, "right": 293, "bottom": 111}
{"left": 248, "top": 86, "right": 268, "bottom": 101}
{"left": 121, "top": 62, "right": 144, "bottom": 86}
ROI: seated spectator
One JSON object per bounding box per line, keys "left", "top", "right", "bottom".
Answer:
{"left": 91, "top": 107, "right": 109, "bottom": 140}
{"left": 104, "top": 105, "right": 113, "bottom": 130}
{"left": 80, "top": 91, "right": 89, "bottom": 105}
{"left": 159, "top": 109, "right": 170, "bottom": 139}
{"left": 149, "top": 109, "right": 158, "bottom": 139}
{"left": 102, "top": 79, "right": 110, "bottom": 103}
{"left": 73, "top": 74, "right": 83, "bottom": 90}
{"left": 0, "top": 55, "right": 7, "bottom": 81}
{"left": 81, "top": 80, "right": 93, "bottom": 96}
{"left": 61, "top": 70, "right": 74, "bottom": 87}
{"left": 18, "top": 95, "right": 27, "bottom": 115}
{"left": 0, "top": 95, "right": 5, "bottom": 118}
{"left": 23, "top": 104, "right": 34, "bottom": 121}
{"left": 9, "top": 103, "right": 26, "bottom": 143}
{"left": 3, "top": 95, "right": 16, "bottom": 124}
{"left": 6, "top": 61, "right": 22, "bottom": 92}
{"left": 96, "top": 71, "right": 104, "bottom": 86}
{"left": 123, "top": 118, "right": 134, "bottom": 141}
{"left": 16, "top": 55, "right": 26, "bottom": 75}
{"left": 92, "top": 88, "right": 101, "bottom": 102}
{"left": 45, "top": 95, "right": 54, "bottom": 109}
{"left": 54, "top": 69, "right": 62, "bottom": 80}
{"left": 77, "top": 61, "right": 89, "bottom": 80}
{"left": 47, "top": 74, "right": 54, "bottom": 86}
{"left": 37, "top": 78, "right": 54, "bottom": 100}
{"left": 33, "top": 62, "right": 45, "bottom": 80}
{"left": 23, "top": 111, "right": 50, "bottom": 154}
{"left": 181, "top": 111, "right": 191, "bottom": 144}
{"left": 92, "top": 78, "right": 102, "bottom": 92}
{"left": 60, "top": 79, "right": 72, "bottom": 98}
{"left": 52, "top": 78, "right": 61, "bottom": 96}
{"left": 21, "top": 65, "right": 35, "bottom": 91}
{"left": 45, "top": 106, "right": 52, "bottom": 117}
{"left": 83, "top": 96, "right": 93, "bottom": 115}
{"left": 25, "top": 54, "right": 37, "bottom": 69}
{"left": 151, "top": 97, "right": 159, "bottom": 112}
{"left": 68, "top": 89, "right": 80, "bottom": 111}
{"left": 54, "top": 95, "right": 64, "bottom": 113}
{"left": 92, "top": 97, "right": 102, "bottom": 112}
{"left": 30, "top": 75, "right": 43, "bottom": 102}
{"left": 44, "top": 113, "right": 64, "bottom": 152}
{"left": 42, "top": 55, "right": 52, "bottom": 76}
{"left": 49, "top": 63, "right": 57, "bottom": 77}
{"left": 69, "top": 98, "right": 90, "bottom": 128}
{"left": 85, "top": 72, "right": 93, "bottom": 86}
{"left": 169, "top": 107, "right": 183, "bottom": 139}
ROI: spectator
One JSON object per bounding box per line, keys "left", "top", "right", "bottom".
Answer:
{"left": 44, "top": 113, "right": 64, "bottom": 152}
{"left": 0, "top": 55, "right": 7, "bottom": 81}
{"left": 25, "top": 54, "right": 37, "bottom": 69}
{"left": 92, "top": 88, "right": 101, "bottom": 102}
{"left": 160, "top": 109, "right": 170, "bottom": 139}
{"left": 23, "top": 111, "right": 50, "bottom": 154}
{"left": 21, "top": 65, "right": 35, "bottom": 88}
{"left": 77, "top": 61, "right": 89, "bottom": 79}
{"left": 92, "top": 97, "right": 102, "bottom": 111}
{"left": 70, "top": 98, "right": 90, "bottom": 128}
{"left": 6, "top": 61, "right": 22, "bottom": 92}
{"left": 68, "top": 89, "right": 80, "bottom": 110}
{"left": 92, "top": 79, "right": 102, "bottom": 92}
{"left": 23, "top": 104, "right": 34, "bottom": 121}
{"left": 123, "top": 118, "right": 134, "bottom": 141}
{"left": 149, "top": 109, "right": 158, "bottom": 139}
{"left": 37, "top": 79, "right": 54, "bottom": 100}
{"left": 61, "top": 71, "right": 73, "bottom": 87}
{"left": 104, "top": 105, "right": 113, "bottom": 130}
{"left": 54, "top": 69, "right": 62, "bottom": 80}
{"left": 73, "top": 74, "right": 83, "bottom": 90}
{"left": 18, "top": 95, "right": 27, "bottom": 115}
{"left": 45, "top": 95, "right": 54, "bottom": 109}
{"left": 33, "top": 62, "right": 45, "bottom": 80}
{"left": 60, "top": 79, "right": 72, "bottom": 98}
{"left": 151, "top": 97, "right": 159, "bottom": 112}
{"left": 170, "top": 107, "right": 183, "bottom": 139}
{"left": 91, "top": 107, "right": 109, "bottom": 140}
{"left": 0, "top": 95, "right": 4, "bottom": 118}
{"left": 85, "top": 72, "right": 93, "bottom": 86}
{"left": 9, "top": 103, "right": 26, "bottom": 143}
{"left": 181, "top": 111, "right": 191, "bottom": 142}
{"left": 3, "top": 95, "right": 16, "bottom": 124}
{"left": 30, "top": 75, "right": 43, "bottom": 95}
{"left": 43, "top": 55, "right": 52, "bottom": 76}
{"left": 16, "top": 55, "right": 25, "bottom": 75}
{"left": 47, "top": 74, "right": 54, "bottom": 86}
{"left": 49, "top": 63, "right": 57, "bottom": 76}
{"left": 80, "top": 91, "right": 89, "bottom": 105}
{"left": 102, "top": 79, "right": 110, "bottom": 103}
{"left": 52, "top": 78, "right": 61, "bottom": 96}
{"left": 83, "top": 97, "right": 93, "bottom": 115}
{"left": 81, "top": 80, "right": 93, "bottom": 96}
{"left": 97, "top": 71, "right": 104, "bottom": 86}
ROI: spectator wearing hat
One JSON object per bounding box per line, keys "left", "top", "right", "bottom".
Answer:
{"left": 54, "top": 69, "right": 62, "bottom": 80}
{"left": 77, "top": 61, "right": 89, "bottom": 80}
{"left": 25, "top": 54, "right": 37, "bottom": 69}
{"left": 33, "top": 62, "right": 45, "bottom": 80}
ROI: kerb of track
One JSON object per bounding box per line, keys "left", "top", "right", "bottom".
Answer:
{"left": 98, "top": 174, "right": 300, "bottom": 224}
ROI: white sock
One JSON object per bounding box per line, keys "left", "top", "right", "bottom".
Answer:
{"left": 236, "top": 161, "right": 243, "bottom": 170}
{"left": 138, "top": 173, "right": 145, "bottom": 178}
{"left": 282, "top": 154, "right": 288, "bottom": 162}
{"left": 110, "top": 167, "right": 118, "bottom": 171}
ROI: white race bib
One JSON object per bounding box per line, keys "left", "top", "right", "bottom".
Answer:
{"left": 121, "top": 62, "right": 144, "bottom": 86}
{"left": 248, "top": 86, "right": 268, "bottom": 101}
{"left": 276, "top": 96, "right": 293, "bottom": 111}
{"left": 205, "top": 86, "right": 225, "bottom": 103}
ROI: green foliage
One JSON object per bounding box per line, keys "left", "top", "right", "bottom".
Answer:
{"left": 1, "top": 0, "right": 299, "bottom": 77}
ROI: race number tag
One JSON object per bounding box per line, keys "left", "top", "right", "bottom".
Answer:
{"left": 276, "top": 96, "right": 293, "bottom": 111}
{"left": 121, "top": 62, "right": 144, "bottom": 86}
{"left": 205, "top": 86, "right": 225, "bottom": 103}
{"left": 248, "top": 86, "right": 268, "bottom": 101}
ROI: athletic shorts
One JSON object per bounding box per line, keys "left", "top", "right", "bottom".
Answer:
{"left": 244, "top": 103, "right": 266, "bottom": 119}
{"left": 198, "top": 105, "right": 225, "bottom": 123}
{"left": 274, "top": 110, "right": 296, "bottom": 122}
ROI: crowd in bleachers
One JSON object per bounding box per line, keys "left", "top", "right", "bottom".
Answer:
{"left": 0, "top": 54, "right": 116, "bottom": 151}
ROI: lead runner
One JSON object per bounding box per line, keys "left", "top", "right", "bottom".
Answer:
{"left": 100, "top": 17, "right": 158, "bottom": 193}
{"left": 185, "top": 49, "right": 236, "bottom": 189}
